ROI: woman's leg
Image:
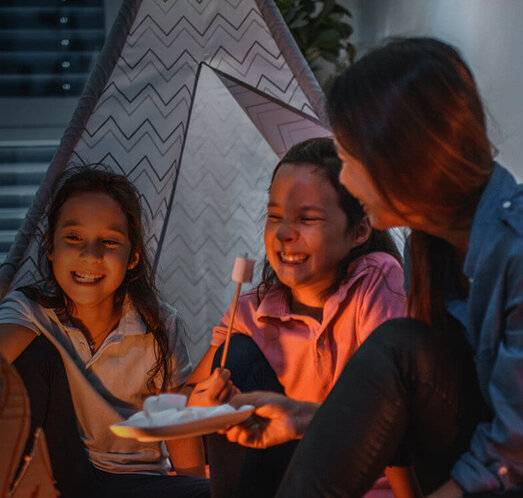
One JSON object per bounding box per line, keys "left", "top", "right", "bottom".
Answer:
{"left": 207, "top": 334, "right": 298, "bottom": 498}
{"left": 276, "top": 317, "right": 485, "bottom": 498}
{"left": 13, "top": 335, "right": 94, "bottom": 498}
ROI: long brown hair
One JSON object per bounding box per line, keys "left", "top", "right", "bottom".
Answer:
{"left": 259, "top": 137, "right": 402, "bottom": 301}
{"left": 21, "top": 166, "right": 173, "bottom": 391}
{"left": 327, "top": 37, "right": 494, "bottom": 328}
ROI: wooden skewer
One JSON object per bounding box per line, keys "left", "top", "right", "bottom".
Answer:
{"left": 220, "top": 280, "right": 242, "bottom": 369}
{"left": 220, "top": 253, "right": 254, "bottom": 369}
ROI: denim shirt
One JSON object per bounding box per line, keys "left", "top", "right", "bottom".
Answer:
{"left": 440, "top": 164, "right": 523, "bottom": 493}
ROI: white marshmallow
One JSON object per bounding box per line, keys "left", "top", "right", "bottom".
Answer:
{"left": 126, "top": 393, "right": 246, "bottom": 428}
{"left": 143, "top": 393, "right": 187, "bottom": 416}
{"left": 231, "top": 255, "right": 255, "bottom": 283}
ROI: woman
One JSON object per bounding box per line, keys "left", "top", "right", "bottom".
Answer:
{"left": 223, "top": 37, "right": 523, "bottom": 497}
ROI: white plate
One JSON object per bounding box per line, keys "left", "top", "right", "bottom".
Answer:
{"left": 110, "top": 406, "right": 255, "bottom": 442}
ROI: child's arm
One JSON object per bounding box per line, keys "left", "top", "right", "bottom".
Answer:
{"left": 184, "top": 345, "right": 219, "bottom": 386}
{"left": 165, "top": 436, "right": 206, "bottom": 478}
{"left": 160, "top": 383, "right": 206, "bottom": 478}
{"left": 166, "top": 347, "right": 238, "bottom": 476}
{"left": 0, "top": 324, "right": 36, "bottom": 363}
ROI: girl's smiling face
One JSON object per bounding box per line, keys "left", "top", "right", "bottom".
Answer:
{"left": 264, "top": 162, "right": 358, "bottom": 307}
{"left": 49, "top": 192, "right": 137, "bottom": 316}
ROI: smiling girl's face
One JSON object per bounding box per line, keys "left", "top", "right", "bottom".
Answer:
{"left": 264, "top": 162, "right": 358, "bottom": 307}
{"left": 49, "top": 191, "right": 137, "bottom": 316}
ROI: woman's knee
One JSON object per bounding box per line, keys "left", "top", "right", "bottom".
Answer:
{"left": 361, "top": 317, "right": 463, "bottom": 384}
{"left": 370, "top": 318, "right": 448, "bottom": 357}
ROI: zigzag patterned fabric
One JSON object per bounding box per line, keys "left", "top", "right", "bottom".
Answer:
{"left": 0, "top": 0, "right": 331, "bottom": 363}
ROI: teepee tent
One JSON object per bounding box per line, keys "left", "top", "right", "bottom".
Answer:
{"left": 0, "top": 0, "right": 331, "bottom": 363}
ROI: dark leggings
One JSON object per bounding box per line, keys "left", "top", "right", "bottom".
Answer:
{"left": 13, "top": 335, "right": 210, "bottom": 498}
{"left": 207, "top": 334, "right": 298, "bottom": 498}
{"left": 276, "top": 317, "right": 491, "bottom": 497}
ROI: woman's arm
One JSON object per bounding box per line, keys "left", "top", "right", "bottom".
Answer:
{"left": 450, "top": 254, "right": 523, "bottom": 493}
{"left": 0, "top": 323, "right": 37, "bottom": 363}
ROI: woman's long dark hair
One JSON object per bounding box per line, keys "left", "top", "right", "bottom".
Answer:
{"left": 327, "top": 37, "right": 494, "bottom": 328}
{"left": 21, "top": 166, "right": 173, "bottom": 392}
{"left": 259, "top": 137, "right": 401, "bottom": 301}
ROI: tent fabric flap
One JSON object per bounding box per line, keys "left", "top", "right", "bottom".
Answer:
{"left": 0, "top": 0, "right": 331, "bottom": 364}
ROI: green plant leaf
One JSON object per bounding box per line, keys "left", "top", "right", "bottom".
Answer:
{"left": 332, "top": 4, "right": 352, "bottom": 16}
{"left": 305, "top": 47, "right": 321, "bottom": 63}
{"left": 337, "top": 22, "right": 354, "bottom": 37}
{"left": 301, "top": 0, "right": 317, "bottom": 15}
{"left": 288, "top": 11, "right": 309, "bottom": 29}
{"left": 320, "top": 0, "right": 336, "bottom": 19}
{"left": 320, "top": 51, "right": 339, "bottom": 63}
{"left": 313, "top": 28, "right": 342, "bottom": 49}
{"left": 275, "top": 0, "right": 356, "bottom": 88}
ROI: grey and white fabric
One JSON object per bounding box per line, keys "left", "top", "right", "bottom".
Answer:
{"left": 0, "top": 0, "right": 331, "bottom": 364}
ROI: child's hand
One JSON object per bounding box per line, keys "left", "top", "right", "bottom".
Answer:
{"left": 187, "top": 368, "right": 239, "bottom": 407}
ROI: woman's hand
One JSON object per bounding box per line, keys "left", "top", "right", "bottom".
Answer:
{"left": 222, "top": 391, "right": 319, "bottom": 449}
{"left": 186, "top": 367, "right": 239, "bottom": 407}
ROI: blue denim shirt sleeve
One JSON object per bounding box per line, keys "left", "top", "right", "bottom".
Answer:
{"left": 452, "top": 252, "right": 523, "bottom": 493}
{"left": 450, "top": 165, "right": 523, "bottom": 493}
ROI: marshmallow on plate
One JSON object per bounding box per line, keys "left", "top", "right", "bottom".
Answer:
{"left": 126, "top": 393, "right": 240, "bottom": 428}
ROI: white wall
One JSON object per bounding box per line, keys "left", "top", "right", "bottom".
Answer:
{"left": 342, "top": 0, "right": 523, "bottom": 180}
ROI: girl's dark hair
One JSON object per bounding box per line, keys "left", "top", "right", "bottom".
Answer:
{"left": 259, "top": 137, "right": 402, "bottom": 300}
{"left": 327, "top": 37, "right": 494, "bottom": 328}
{"left": 21, "top": 166, "right": 173, "bottom": 391}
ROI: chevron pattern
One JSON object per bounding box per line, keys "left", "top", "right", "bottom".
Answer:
{"left": 6, "top": 0, "right": 329, "bottom": 364}
{"left": 156, "top": 65, "right": 276, "bottom": 361}
{"left": 213, "top": 66, "right": 331, "bottom": 158}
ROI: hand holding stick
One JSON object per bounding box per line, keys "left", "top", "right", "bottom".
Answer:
{"left": 220, "top": 254, "right": 255, "bottom": 369}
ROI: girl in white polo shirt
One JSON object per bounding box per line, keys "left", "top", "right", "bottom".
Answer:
{"left": 0, "top": 167, "right": 210, "bottom": 498}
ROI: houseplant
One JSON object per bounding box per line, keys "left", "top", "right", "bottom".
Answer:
{"left": 276, "top": 0, "right": 355, "bottom": 86}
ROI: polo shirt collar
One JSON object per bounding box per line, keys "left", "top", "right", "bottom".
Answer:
{"left": 48, "top": 295, "right": 146, "bottom": 338}
{"left": 255, "top": 256, "right": 373, "bottom": 324}
{"left": 256, "top": 284, "right": 293, "bottom": 321}
{"left": 117, "top": 297, "right": 147, "bottom": 337}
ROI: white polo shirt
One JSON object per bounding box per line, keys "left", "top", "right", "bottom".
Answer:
{"left": 0, "top": 290, "right": 192, "bottom": 474}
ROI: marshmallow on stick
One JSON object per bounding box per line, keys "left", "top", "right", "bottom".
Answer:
{"left": 220, "top": 254, "right": 255, "bottom": 369}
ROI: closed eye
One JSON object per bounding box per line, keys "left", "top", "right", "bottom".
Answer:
{"left": 103, "top": 239, "right": 121, "bottom": 247}
{"left": 301, "top": 216, "right": 323, "bottom": 223}
{"left": 65, "top": 234, "right": 82, "bottom": 242}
